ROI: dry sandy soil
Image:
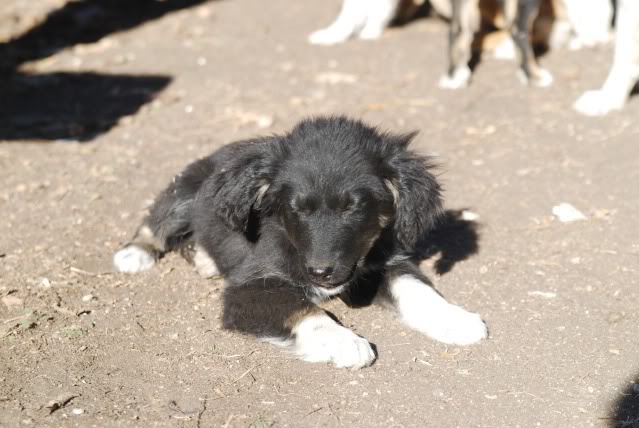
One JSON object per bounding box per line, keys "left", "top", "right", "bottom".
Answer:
{"left": 1, "top": 0, "right": 638, "bottom": 427}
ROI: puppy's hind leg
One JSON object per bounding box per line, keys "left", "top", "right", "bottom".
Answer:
{"left": 114, "top": 157, "right": 215, "bottom": 273}
{"left": 113, "top": 223, "right": 164, "bottom": 274}
{"left": 113, "top": 190, "right": 193, "bottom": 274}
{"left": 439, "top": 0, "right": 480, "bottom": 89}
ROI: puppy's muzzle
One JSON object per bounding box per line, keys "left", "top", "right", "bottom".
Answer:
{"left": 306, "top": 265, "right": 334, "bottom": 283}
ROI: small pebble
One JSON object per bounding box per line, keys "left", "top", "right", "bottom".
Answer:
{"left": 461, "top": 210, "right": 480, "bottom": 221}
{"left": 552, "top": 203, "right": 586, "bottom": 222}
{"left": 255, "top": 115, "right": 274, "bottom": 129}
{"left": 82, "top": 294, "right": 94, "bottom": 302}
{"left": 72, "top": 408, "right": 84, "bottom": 415}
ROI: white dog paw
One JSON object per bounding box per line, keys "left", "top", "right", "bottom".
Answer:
{"left": 193, "top": 245, "right": 219, "bottom": 278}
{"left": 574, "top": 89, "right": 624, "bottom": 116}
{"left": 438, "top": 66, "right": 471, "bottom": 89}
{"left": 308, "top": 28, "right": 351, "bottom": 45}
{"left": 293, "top": 315, "right": 376, "bottom": 368}
{"left": 391, "top": 275, "right": 488, "bottom": 346}
{"left": 411, "top": 304, "right": 488, "bottom": 346}
{"left": 113, "top": 245, "right": 155, "bottom": 273}
{"left": 532, "top": 69, "right": 554, "bottom": 88}
{"left": 517, "top": 68, "right": 554, "bottom": 88}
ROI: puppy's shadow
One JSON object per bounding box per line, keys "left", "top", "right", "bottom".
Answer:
{"left": 608, "top": 375, "right": 639, "bottom": 427}
{"left": 413, "top": 209, "right": 481, "bottom": 275}
{"left": 342, "top": 209, "right": 481, "bottom": 309}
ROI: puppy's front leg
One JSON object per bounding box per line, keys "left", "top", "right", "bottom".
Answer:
{"left": 381, "top": 265, "right": 487, "bottom": 345}
{"left": 223, "top": 279, "right": 375, "bottom": 368}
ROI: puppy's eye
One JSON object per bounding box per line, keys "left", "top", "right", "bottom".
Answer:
{"left": 338, "top": 196, "right": 357, "bottom": 214}
{"left": 291, "top": 197, "right": 314, "bottom": 215}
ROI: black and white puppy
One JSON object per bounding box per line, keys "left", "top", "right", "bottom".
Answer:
{"left": 113, "top": 116, "right": 488, "bottom": 368}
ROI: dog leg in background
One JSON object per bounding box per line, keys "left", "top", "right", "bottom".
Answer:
{"left": 309, "top": 0, "right": 400, "bottom": 45}
{"left": 381, "top": 266, "right": 488, "bottom": 345}
{"left": 358, "top": 0, "right": 401, "bottom": 40}
{"left": 439, "top": 0, "right": 480, "bottom": 89}
{"left": 508, "top": 0, "right": 553, "bottom": 87}
{"left": 561, "top": 0, "right": 611, "bottom": 50}
{"left": 223, "top": 279, "right": 376, "bottom": 368}
{"left": 574, "top": 0, "right": 639, "bottom": 116}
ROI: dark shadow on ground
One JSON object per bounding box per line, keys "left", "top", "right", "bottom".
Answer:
{"left": 0, "top": 0, "right": 213, "bottom": 142}
{"left": 414, "top": 209, "right": 481, "bottom": 275}
{"left": 0, "top": 0, "right": 212, "bottom": 70}
{"left": 608, "top": 376, "right": 639, "bottom": 428}
{"left": 0, "top": 72, "right": 169, "bottom": 142}
{"left": 342, "top": 209, "right": 481, "bottom": 308}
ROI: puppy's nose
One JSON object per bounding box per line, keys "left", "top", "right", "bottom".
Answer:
{"left": 307, "top": 266, "right": 333, "bottom": 281}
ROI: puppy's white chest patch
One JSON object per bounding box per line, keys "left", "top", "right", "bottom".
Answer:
{"left": 391, "top": 275, "right": 487, "bottom": 345}
{"left": 308, "top": 284, "right": 346, "bottom": 304}
{"left": 293, "top": 315, "right": 375, "bottom": 369}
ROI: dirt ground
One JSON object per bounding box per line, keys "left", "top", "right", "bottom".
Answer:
{"left": 1, "top": 0, "right": 639, "bottom": 427}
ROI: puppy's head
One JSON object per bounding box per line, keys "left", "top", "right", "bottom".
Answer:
{"left": 210, "top": 117, "right": 443, "bottom": 290}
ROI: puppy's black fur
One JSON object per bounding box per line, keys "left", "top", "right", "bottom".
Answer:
{"left": 121, "top": 116, "right": 443, "bottom": 340}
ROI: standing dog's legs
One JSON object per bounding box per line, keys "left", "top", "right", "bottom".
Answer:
{"left": 359, "top": 0, "right": 401, "bottom": 39}
{"left": 574, "top": 0, "right": 639, "bottom": 116}
{"left": 439, "top": 0, "right": 480, "bottom": 89}
{"left": 507, "top": 0, "right": 553, "bottom": 86}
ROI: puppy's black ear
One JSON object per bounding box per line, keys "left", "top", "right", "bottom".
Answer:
{"left": 206, "top": 137, "right": 283, "bottom": 232}
{"left": 383, "top": 132, "right": 443, "bottom": 249}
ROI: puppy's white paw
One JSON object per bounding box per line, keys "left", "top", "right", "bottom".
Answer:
{"left": 438, "top": 66, "right": 471, "bottom": 89}
{"left": 293, "top": 315, "right": 375, "bottom": 368}
{"left": 409, "top": 304, "right": 488, "bottom": 346}
{"left": 391, "top": 275, "right": 487, "bottom": 346}
{"left": 308, "top": 28, "right": 351, "bottom": 45}
{"left": 113, "top": 245, "right": 155, "bottom": 273}
{"left": 193, "top": 245, "right": 219, "bottom": 278}
{"left": 574, "top": 89, "right": 624, "bottom": 116}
